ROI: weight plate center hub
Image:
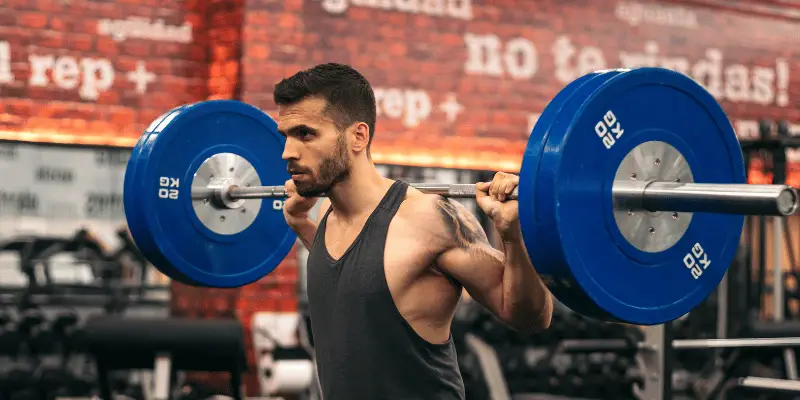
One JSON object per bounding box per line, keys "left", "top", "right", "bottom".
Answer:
{"left": 612, "top": 141, "right": 694, "bottom": 253}
{"left": 192, "top": 152, "right": 262, "bottom": 235}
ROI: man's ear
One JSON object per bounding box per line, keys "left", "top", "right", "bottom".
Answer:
{"left": 349, "top": 122, "right": 370, "bottom": 153}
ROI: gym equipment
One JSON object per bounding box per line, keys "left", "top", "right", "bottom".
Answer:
{"left": 34, "top": 312, "right": 87, "bottom": 400}
{"left": 0, "top": 311, "right": 21, "bottom": 355}
{"left": 0, "top": 310, "right": 95, "bottom": 399}
{"left": 82, "top": 316, "right": 247, "bottom": 400}
{"left": 17, "top": 309, "right": 45, "bottom": 354}
{"left": 0, "top": 233, "right": 169, "bottom": 314}
{"left": 51, "top": 312, "right": 78, "bottom": 352}
{"left": 175, "top": 382, "right": 221, "bottom": 400}
{"left": 627, "top": 322, "right": 800, "bottom": 399}
{"left": 458, "top": 350, "right": 491, "bottom": 400}
{"left": 1, "top": 373, "right": 37, "bottom": 400}
{"left": 123, "top": 67, "right": 799, "bottom": 324}
{"left": 460, "top": 333, "right": 512, "bottom": 400}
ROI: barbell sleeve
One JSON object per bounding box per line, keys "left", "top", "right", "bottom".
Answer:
{"left": 672, "top": 337, "right": 800, "bottom": 349}
{"left": 227, "top": 185, "right": 290, "bottom": 199}
{"left": 192, "top": 182, "right": 798, "bottom": 216}
{"left": 613, "top": 181, "right": 798, "bottom": 216}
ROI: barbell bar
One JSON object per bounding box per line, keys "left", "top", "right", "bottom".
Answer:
{"left": 123, "top": 67, "right": 795, "bottom": 325}
{"left": 738, "top": 377, "right": 800, "bottom": 393}
{"left": 672, "top": 337, "right": 800, "bottom": 349}
{"left": 552, "top": 337, "right": 800, "bottom": 354}
{"left": 550, "top": 337, "right": 800, "bottom": 354}
{"left": 192, "top": 182, "right": 798, "bottom": 217}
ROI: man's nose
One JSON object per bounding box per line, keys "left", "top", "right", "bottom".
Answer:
{"left": 282, "top": 139, "right": 298, "bottom": 161}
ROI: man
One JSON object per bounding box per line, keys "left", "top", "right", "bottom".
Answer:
{"left": 276, "top": 63, "right": 553, "bottom": 399}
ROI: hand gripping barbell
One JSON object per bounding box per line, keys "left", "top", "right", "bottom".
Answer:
{"left": 122, "top": 67, "right": 797, "bottom": 325}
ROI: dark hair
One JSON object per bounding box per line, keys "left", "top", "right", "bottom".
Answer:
{"left": 274, "top": 63, "right": 377, "bottom": 157}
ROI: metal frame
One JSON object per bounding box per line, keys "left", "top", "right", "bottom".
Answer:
{"left": 464, "top": 333, "right": 511, "bottom": 400}
{"left": 633, "top": 323, "right": 673, "bottom": 400}
{"left": 635, "top": 323, "right": 800, "bottom": 398}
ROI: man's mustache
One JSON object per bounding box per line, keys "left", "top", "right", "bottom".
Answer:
{"left": 287, "top": 165, "right": 311, "bottom": 174}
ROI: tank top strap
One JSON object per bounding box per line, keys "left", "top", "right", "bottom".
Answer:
{"left": 377, "top": 180, "right": 409, "bottom": 215}
{"left": 318, "top": 201, "right": 334, "bottom": 226}
{"left": 310, "top": 201, "right": 334, "bottom": 250}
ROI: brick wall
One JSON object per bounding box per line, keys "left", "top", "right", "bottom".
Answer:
{"left": 3, "top": 1, "right": 795, "bottom": 155}
{"left": 207, "top": 0, "right": 242, "bottom": 99}
{"left": 0, "top": 0, "right": 207, "bottom": 144}
{"left": 242, "top": 0, "right": 799, "bottom": 172}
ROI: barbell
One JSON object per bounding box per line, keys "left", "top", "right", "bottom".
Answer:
{"left": 122, "top": 67, "right": 798, "bottom": 325}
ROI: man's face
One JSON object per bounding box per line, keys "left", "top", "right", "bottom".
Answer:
{"left": 278, "top": 97, "right": 351, "bottom": 197}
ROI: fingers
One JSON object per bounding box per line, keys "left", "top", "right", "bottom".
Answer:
{"left": 500, "top": 174, "right": 519, "bottom": 201}
{"left": 475, "top": 181, "right": 498, "bottom": 218}
{"left": 284, "top": 179, "right": 300, "bottom": 204}
{"left": 283, "top": 179, "right": 297, "bottom": 210}
{"left": 283, "top": 179, "right": 305, "bottom": 207}
{"left": 475, "top": 182, "right": 490, "bottom": 200}
{"left": 475, "top": 194, "right": 498, "bottom": 219}
{"left": 484, "top": 172, "right": 519, "bottom": 202}
{"left": 285, "top": 179, "right": 297, "bottom": 196}
{"left": 283, "top": 179, "right": 318, "bottom": 219}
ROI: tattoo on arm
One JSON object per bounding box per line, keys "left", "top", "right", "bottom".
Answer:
{"left": 434, "top": 197, "right": 504, "bottom": 291}
{"left": 436, "top": 197, "right": 491, "bottom": 249}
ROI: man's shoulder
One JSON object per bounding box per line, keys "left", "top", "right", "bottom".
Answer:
{"left": 398, "top": 189, "right": 445, "bottom": 221}
{"left": 395, "top": 190, "right": 461, "bottom": 245}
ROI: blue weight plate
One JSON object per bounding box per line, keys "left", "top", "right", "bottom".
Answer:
{"left": 519, "top": 69, "right": 627, "bottom": 317}
{"left": 147, "top": 105, "right": 211, "bottom": 287}
{"left": 137, "top": 100, "right": 296, "bottom": 288}
{"left": 125, "top": 110, "right": 172, "bottom": 278}
{"left": 537, "top": 67, "right": 745, "bottom": 325}
{"left": 124, "top": 105, "right": 202, "bottom": 285}
{"left": 519, "top": 70, "right": 610, "bottom": 315}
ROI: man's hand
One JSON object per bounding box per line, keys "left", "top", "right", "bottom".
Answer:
{"left": 283, "top": 179, "right": 318, "bottom": 225}
{"left": 475, "top": 172, "right": 521, "bottom": 241}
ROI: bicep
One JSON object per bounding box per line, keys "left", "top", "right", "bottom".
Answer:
{"left": 437, "top": 246, "right": 505, "bottom": 315}
{"left": 430, "top": 198, "right": 506, "bottom": 315}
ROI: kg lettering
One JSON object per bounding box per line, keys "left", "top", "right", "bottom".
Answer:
{"left": 159, "top": 177, "right": 179, "bottom": 200}
{"left": 684, "top": 243, "right": 711, "bottom": 280}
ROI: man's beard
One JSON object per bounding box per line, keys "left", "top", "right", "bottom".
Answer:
{"left": 294, "top": 134, "right": 350, "bottom": 197}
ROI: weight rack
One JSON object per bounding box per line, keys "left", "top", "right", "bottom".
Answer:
{"left": 637, "top": 323, "right": 800, "bottom": 399}
{"left": 629, "top": 120, "right": 800, "bottom": 399}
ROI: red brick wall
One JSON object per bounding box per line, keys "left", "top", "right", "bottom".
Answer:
{"left": 242, "top": 0, "right": 799, "bottom": 172}
{"left": 207, "top": 0, "right": 243, "bottom": 99}
{"left": 0, "top": 0, "right": 207, "bottom": 144}
{"left": 1, "top": 1, "right": 796, "bottom": 153}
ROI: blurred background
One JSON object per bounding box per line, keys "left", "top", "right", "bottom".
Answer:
{"left": 0, "top": 0, "right": 799, "bottom": 399}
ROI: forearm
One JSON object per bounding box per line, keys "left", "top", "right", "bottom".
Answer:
{"left": 286, "top": 217, "right": 318, "bottom": 249}
{"left": 500, "top": 237, "right": 553, "bottom": 332}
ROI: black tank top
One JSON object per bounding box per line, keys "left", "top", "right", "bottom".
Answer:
{"left": 306, "top": 180, "right": 466, "bottom": 400}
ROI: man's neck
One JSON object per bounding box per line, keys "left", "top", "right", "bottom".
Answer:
{"left": 327, "top": 163, "right": 392, "bottom": 219}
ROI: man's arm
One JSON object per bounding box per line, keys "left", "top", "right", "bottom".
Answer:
{"left": 431, "top": 197, "right": 552, "bottom": 333}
